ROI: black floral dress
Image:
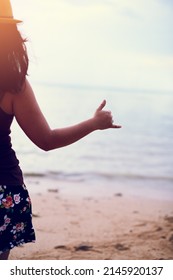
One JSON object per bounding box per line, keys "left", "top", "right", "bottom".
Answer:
{"left": 0, "top": 184, "right": 35, "bottom": 254}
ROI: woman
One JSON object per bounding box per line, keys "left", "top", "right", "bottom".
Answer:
{"left": 0, "top": 0, "right": 121, "bottom": 260}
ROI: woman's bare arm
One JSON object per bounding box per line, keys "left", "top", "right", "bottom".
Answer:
{"left": 12, "top": 80, "right": 121, "bottom": 151}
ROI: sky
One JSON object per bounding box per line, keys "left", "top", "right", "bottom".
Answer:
{"left": 12, "top": 0, "right": 173, "bottom": 92}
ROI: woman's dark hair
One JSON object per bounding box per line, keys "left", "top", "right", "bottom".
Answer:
{"left": 0, "top": 24, "right": 28, "bottom": 94}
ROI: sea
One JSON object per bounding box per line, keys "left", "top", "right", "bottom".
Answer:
{"left": 11, "top": 82, "right": 173, "bottom": 200}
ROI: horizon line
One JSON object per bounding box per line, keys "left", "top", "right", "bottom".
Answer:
{"left": 31, "top": 80, "right": 173, "bottom": 95}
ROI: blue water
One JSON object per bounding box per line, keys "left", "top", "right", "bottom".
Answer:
{"left": 11, "top": 82, "right": 173, "bottom": 200}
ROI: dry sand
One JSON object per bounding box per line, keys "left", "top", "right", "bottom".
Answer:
{"left": 10, "top": 186, "right": 173, "bottom": 260}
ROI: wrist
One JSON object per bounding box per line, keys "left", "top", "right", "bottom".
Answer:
{"left": 90, "top": 117, "right": 100, "bottom": 131}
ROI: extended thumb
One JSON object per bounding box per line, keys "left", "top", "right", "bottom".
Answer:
{"left": 97, "top": 99, "right": 106, "bottom": 111}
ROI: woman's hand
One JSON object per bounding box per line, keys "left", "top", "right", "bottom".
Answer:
{"left": 93, "top": 100, "right": 122, "bottom": 130}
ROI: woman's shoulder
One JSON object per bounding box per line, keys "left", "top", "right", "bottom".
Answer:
{"left": 0, "top": 79, "right": 34, "bottom": 115}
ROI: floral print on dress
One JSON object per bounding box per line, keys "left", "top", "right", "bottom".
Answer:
{"left": 2, "top": 195, "right": 14, "bottom": 209}
{"left": 14, "top": 194, "right": 21, "bottom": 204}
{"left": 0, "top": 184, "right": 35, "bottom": 253}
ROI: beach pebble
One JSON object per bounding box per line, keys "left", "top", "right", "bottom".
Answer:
{"left": 48, "top": 189, "right": 59, "bottom": 193}
{"left": 74, "top": 244, "right": 93, "bottom": 251}
{"left": 54, "top": 245, "right": 68, "bottom": 250}
{"left": 114, "top": 243, "right": 129, "bottom": 251}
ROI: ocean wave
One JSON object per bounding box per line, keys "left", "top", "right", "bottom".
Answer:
{"left": 24, "top": 170, "right": 173, "bottom": 184}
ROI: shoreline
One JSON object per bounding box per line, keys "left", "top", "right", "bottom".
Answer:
{"left": 10, "top": 179, "right": 173, "bottom": 260}
{"left": 23, "top": 175, "right": 173, "bottom": 202}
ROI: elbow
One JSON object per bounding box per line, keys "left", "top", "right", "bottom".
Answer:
{"left": 38, "top": 142, "right": 53, "bottom": 152}
{"left": 37, "top": 139, "right": 60, "bottom": 152}
{"left": 34, "top": 130, "right": 53, "bottom": 151}
{"left": 41, "top": 143, "right": 62, "bottom": 151}
{"left": 41, "top": 145, "right": 50, "bottom": 152}
{"left": 35, "top": 137, "right": 53, "bottom": 152}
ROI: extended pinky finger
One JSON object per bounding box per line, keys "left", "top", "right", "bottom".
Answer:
{"left": 112, "top": 124, "right": 122, "bottom": 128}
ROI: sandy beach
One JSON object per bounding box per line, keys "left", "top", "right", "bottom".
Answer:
{"left": 9, "top": 180, "right": 173, "bottom": 260}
